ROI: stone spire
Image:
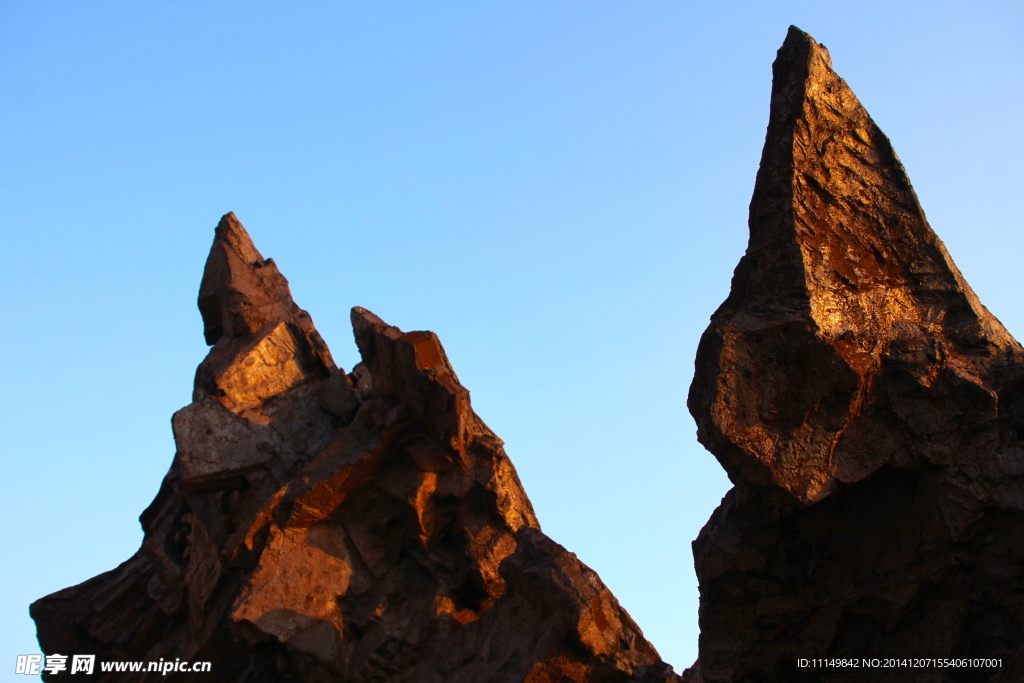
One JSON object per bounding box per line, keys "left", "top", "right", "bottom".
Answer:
{"left": 192, "top": 212, "right": 335, "bottom": 413}
{"left": 687, "top": 27, "right": 1024, "bottom": 682}
{"left": 690, "top": 26, "right": 1019, "bottom": 503}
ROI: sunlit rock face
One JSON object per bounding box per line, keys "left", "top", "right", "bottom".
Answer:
{"left": 687, "top": 27, "right": 1024, "bottom": 682}
{"left": 32, "top": 213, "right": 680, "bottom": 683}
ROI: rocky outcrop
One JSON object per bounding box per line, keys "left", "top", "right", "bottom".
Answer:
{"left": 32, "top": 213, "right": 679, "bottom": 682}
{"left": 687, "top": 27, "right": 1024, "bottom": 682}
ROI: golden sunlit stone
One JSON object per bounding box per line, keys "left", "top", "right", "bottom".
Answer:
{"left": 212, "top": 321, "right": 312, "bottom": 416}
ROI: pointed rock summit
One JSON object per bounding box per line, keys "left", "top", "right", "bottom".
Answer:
{"left": 198, "top": 212, "right": 320, "bottom": 346}
{"left": 688, "top": 27, "right": 1024, "bottom": 681}
{"left": 32, "top": 214, "right": 679, "bottom": 682}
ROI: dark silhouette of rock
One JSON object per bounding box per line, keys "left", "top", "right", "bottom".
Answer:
{"left": 687, "top": 27, "right": 1024, "bottom": 682}
{"left": 32, "top": 213, "right": 680, "bottom": 682}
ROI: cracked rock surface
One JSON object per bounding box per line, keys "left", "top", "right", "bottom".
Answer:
{"left": 687, "top": 27, "right": 1024, "bottom": 683}
{"left": 32, "top": 213, "right": 679, "bottom": 683}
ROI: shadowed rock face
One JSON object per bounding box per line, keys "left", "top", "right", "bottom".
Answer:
{"left": 32, "top": 213, "right": 679, "bottom": 683}
{"left": 688, "top": 27, "right": 1024, "bottom": 682}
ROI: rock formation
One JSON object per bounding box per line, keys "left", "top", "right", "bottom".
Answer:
{"left": 32, "top": 213, "right": 680, "bottom": 682}
{"left": 687, "top": 27, "right": 1024, "bottom": 682}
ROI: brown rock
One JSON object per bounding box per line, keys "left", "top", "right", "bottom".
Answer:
{"left": 32, "top": 213, "right": 679, "bottom": 682}
{"left": 687, "top": 27, "right": 1024, "bottom": 682}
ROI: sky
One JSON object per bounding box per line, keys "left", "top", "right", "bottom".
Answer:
{"left": 2, "top": 0, "right": 1022, "bottom": 676}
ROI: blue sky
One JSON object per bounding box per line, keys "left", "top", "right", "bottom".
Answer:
{"left": 2, "top": 1, "right": 1022, "bottom": 674}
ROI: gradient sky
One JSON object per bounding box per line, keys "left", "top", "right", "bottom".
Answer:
{"left": 2, "top": 1, "right": 1022, "bottom": 674}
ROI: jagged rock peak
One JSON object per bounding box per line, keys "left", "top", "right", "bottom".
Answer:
{"left": 751, "top": 26, "right": 1009, "bottom": 347}
{"left": 192, "top": 213, "right": 335, "bottom": 409}
{"left": 689, "top": 25, "right": 1022, "bottom": 503}
{"left": 686, "top": 27, "right": 1024, "bottom": 682}
{"left": 31, "top": 214, "right": 681, "bottom": 682}
{"left": 351, "top": 306, "right": 479, "bottom": 454}
{"left": 199, "top": 212, "right": 289, "bottom": 344}
{"left": 198, "top": 212, "right": 334, "bottom": 355}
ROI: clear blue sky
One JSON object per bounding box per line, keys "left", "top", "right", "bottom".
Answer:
{"left": 2, "top": 1, "right": 1022, "bottom": 674}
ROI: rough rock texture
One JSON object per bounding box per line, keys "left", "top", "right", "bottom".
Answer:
{"left": 32, "top": 213, "right": 679, "bottom": 683}
{"left": 687, "top": 27, "right": 1024, "bottom": 682}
